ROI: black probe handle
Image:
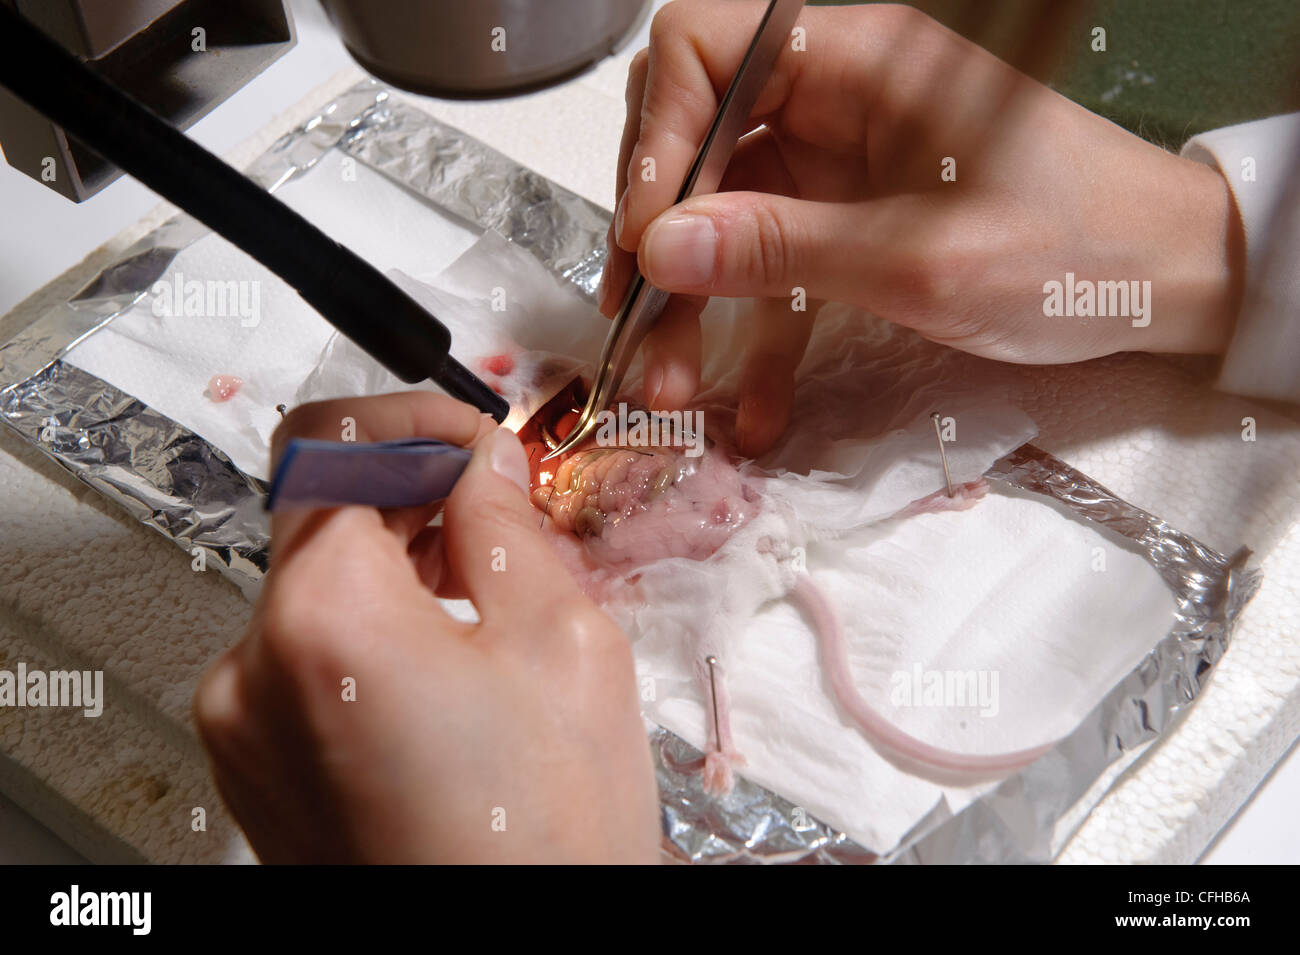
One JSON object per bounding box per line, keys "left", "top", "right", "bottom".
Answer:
{"left": 0, "top": 6, "right": 509, "bottom": 423}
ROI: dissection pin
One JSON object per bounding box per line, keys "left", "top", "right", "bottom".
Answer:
{"left": 931, "top": 412, "right": 953, "bottom": 498}
{"left": 706, "top": 655, "right": 722, "bottom": 754}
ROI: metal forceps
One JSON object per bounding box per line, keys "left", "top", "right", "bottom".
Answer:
{"left": 542, "top": 0, "right": 805, "bottom": 461}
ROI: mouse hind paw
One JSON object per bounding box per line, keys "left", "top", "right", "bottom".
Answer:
{"left": 702, "top": 749, "right": 747, "bottom": 796}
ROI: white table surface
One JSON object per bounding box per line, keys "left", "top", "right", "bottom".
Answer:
{"left": 0, "top": 0, "right": 1292, "bottom": 865}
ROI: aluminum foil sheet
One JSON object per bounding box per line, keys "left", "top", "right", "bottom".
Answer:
{"left": 0, "top": 81, "right": 1260, "bottom": 863}
{"left": 340, "top": 90, "right": 610, "bottom": 298}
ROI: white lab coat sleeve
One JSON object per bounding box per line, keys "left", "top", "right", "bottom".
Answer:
{"left": 1181, "top": 112, "right": 1300, "bottom": 403}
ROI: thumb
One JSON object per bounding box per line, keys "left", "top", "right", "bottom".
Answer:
{"left": 441, "top": 427, "right": 583, "bottom": 629}
{"left": 638, "top": 192, "right": 878, "bottom": 303}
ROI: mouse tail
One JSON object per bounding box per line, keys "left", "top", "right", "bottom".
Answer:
{"left": 790, "top": 574, "right": 1056, "bottom": 775}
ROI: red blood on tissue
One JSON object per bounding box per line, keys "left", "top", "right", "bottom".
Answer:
{"left": 208, "top": 375, "right": 242, "bottom": 402}
{"left": 484, "top": 354, "right": 514, "bottom": 377}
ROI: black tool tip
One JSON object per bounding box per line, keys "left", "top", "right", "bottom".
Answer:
{"left": 438, "top": 356, "right": 510, "bottom": 423}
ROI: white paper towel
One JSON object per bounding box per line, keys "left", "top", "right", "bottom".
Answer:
{"left": 294, "top": 230, "right": 611, "bottom": 434}
{"left": 64, "top": 150, "right": 481, "bottom": 479}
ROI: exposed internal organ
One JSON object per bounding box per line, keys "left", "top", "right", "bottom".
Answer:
{"left": 518, "top": 377, "right": 587, "bottom": 489}
{"left": 518, "top": 378, "right": 757, "bottom": 572}
{"left": 532, "top": 445, "right": 757, "bottom": 571}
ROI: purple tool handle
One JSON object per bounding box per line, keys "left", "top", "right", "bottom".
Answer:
{"left": 267, "top": 438, "right": 472, "bottom": 511}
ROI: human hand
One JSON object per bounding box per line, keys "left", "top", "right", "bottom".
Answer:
{"left": 194, "top": 392, "right": 661, "bottom": 863}
{"left": 601, "top": 0, "right": 1244, "bottom": 455}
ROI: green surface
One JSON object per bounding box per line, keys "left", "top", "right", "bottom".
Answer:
{"left": 811, "top": 0, "right": 1300, "bottom": 147}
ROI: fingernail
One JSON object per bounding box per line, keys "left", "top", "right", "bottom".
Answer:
{"left": 488, "top": 427, "right": 530, "bottom": 496}
{"left": 614, "top": 192, "right": 628, "bottom": 246}
{"left": 643, "top": 214, "right": 716, "bottom": 289}
{"left": 645, "top": 364, "right": 663, "bottom": 408}
{"left": 596, "top": 264, "right": 608, "bottom": 311}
